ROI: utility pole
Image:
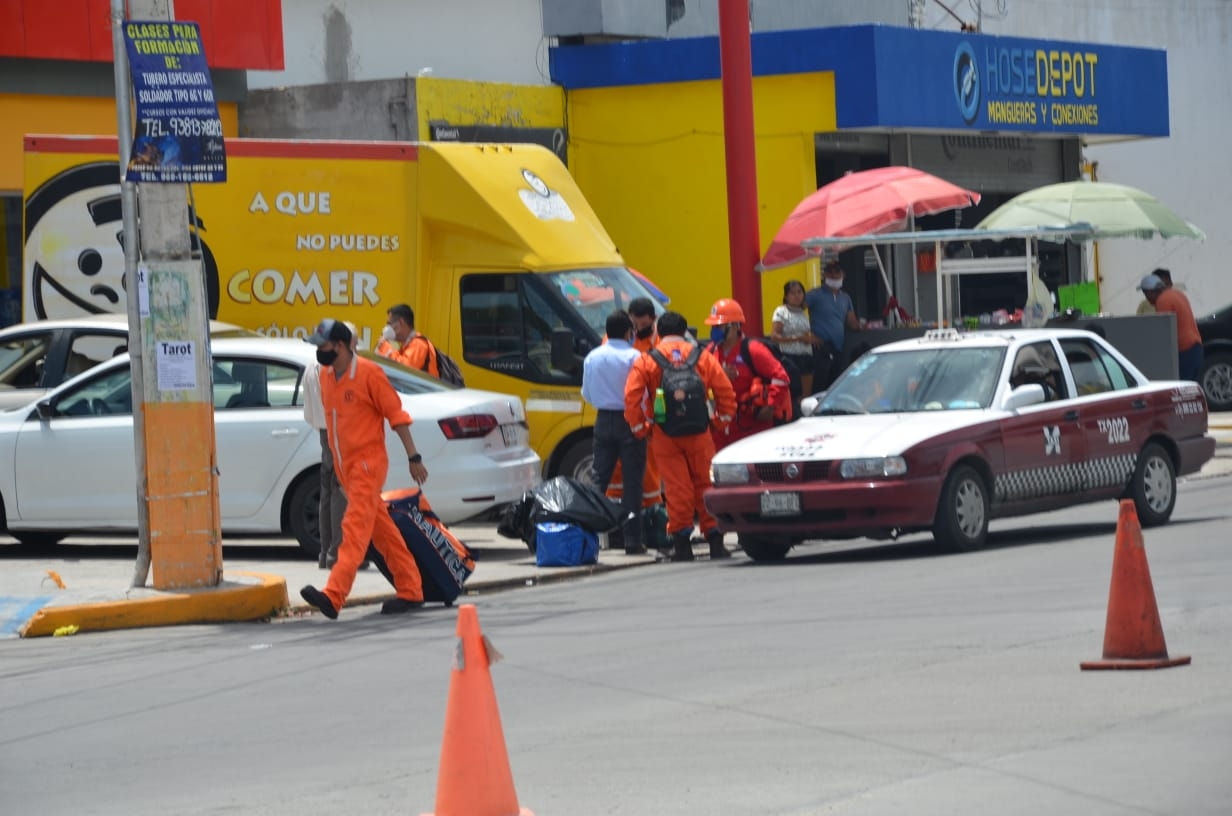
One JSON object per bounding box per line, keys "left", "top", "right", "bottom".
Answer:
{"left": 111, "top": 0, "right": 223, "bottom": 589}
{"left": 717, "top": 0, "right": 763, "bottom": 335}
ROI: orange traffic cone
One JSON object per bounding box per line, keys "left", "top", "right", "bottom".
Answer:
{"left": 1080, "top": 499, "right": 1191, "bottom": 671}
{"left": 422, "top": 604, "right": 534, "bottom": 816}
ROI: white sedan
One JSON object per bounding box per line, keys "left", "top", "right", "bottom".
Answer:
{"left": 0, "top": 336, "right": 541, "bottom": 555}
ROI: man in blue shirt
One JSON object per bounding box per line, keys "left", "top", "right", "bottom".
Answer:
{"left": 805, "top": 259, "right": 861, "bottom": 391}
{"left": 582, "top": 310, "right": 648, "bottom": 555}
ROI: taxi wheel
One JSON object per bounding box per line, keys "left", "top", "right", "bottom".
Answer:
{"left": 1128, "top": 442, "right": 1175, "bottom": 527}
{"left": 933, "top": 464, "right": 989, "bottom": 552}
{"left": 738, "top": 534, "right": 791, "bottom": 562}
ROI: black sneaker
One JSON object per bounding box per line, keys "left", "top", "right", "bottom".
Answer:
{"left": 300, "top": 585, "right": 338, "bottom": 620}
{"left": 381, "top": 598, "right": 425, "bottom": 615}
{"left": 624, "top": 542, "right": 648, "bottom": 555}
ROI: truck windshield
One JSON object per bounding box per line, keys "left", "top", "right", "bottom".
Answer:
{"left": 542, "top": 267, "right": 664, "bottom": 339}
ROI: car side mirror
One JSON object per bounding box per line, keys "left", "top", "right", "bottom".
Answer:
{"left": 1005, "top": 383, "right": 1046, "bottom": 410}
{"left": 800, "top": 395, "right": 821, "bottom": 417}
{"left": 35, "top": 398, "right": 55, "bottom": 421}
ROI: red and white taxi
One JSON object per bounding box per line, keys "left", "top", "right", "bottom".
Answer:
{"left": 704, "top": 328, "right": 1216, "bottom": 561}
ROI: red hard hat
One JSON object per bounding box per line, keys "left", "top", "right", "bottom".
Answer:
{"left": 705, "top": 298, "right": 746, "bottom": 325}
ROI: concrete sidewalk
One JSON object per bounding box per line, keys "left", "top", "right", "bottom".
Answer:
{"left": 2, "top": 526, "right": 660, "bottom": 638}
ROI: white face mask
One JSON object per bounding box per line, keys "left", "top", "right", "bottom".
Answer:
{"left": 825, "top": 278, "right": 844, "bottom": 290}
{"left": 381, "top": 324, "right": 398, "bottom": 343}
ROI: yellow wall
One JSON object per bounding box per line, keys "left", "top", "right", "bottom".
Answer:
{"left": 567, "top": 73, "right": 835, "bottom": 331}
{"left": 0, "top": 94, "right": 239, "bottom": 193}
{"left": 414, "top": 77, "right": 565, "bottom": 137}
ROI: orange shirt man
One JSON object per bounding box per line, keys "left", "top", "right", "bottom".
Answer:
{"left": 300, "top": 318, "right": 429, "bottom": 619}
{"left": 625, "top": 311, "right": 737, "bottom": 562}
{"left": 376, "top": 302, "right": 439, "bottom": 377}
{"left": 1141, "top": 271, "right": 1203, "bottom": 381}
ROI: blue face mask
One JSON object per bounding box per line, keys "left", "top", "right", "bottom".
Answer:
{"left": 709, "top": 326, "right": 727, "bottom": 344}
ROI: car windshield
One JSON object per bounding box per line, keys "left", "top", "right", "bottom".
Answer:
{"left": 360, "top": 351, "right": 450, "bottom": 394}
{"left": 817, "top": 346, "right": 1007, "bottom": 414}
{"left": 541, "top": 267, "right": 663, "bottom": 339}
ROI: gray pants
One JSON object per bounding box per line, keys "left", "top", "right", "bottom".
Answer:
{"left": 319, "top": 430, "right": 347, "bottom": 566}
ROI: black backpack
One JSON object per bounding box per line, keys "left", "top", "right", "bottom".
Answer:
{"left": 649, "top": 345, "right": 710, "bottom": 437}
{"left": 415, "top": 337, "right": 465, "bottom": 387}
{"left": 742, "top": 337, "right": 803, "bottom": 405}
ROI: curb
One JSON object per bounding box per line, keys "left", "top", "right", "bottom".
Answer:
{"left": 283, "top": 555, "right": 659, "bottom": 616}
{"left": 19, "top": 572, "right": 289, "bottom": 638}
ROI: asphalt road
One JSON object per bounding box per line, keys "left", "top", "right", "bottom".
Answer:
{"left": 2, "top": 477, "right": 1230, "bottom": 816}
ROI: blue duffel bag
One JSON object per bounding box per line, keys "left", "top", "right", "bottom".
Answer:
{"left": 535, "top": 522, "right": 599, "bottom": 567}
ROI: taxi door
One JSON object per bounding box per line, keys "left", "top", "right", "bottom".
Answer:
{"left": 1058, "top": 337, "right": 1144, "bottom": 496}
{"left": 997, "top": 340, "right": 1087, "bottom": 506}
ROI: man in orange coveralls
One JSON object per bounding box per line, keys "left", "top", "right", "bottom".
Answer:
{"left": 300, "top": 318, "right": 429, "bottom": 619}
{"left": 376, "top": 303, "right": 439, "bottom": 378}
{"left": 624, "top": 310, "right": 737, "bottom": 562}
{"left": 605, "top": 297, "right": 665, "bottom": 546}
{"left": 704, "top": 298, "right": 792, "bottom": 451}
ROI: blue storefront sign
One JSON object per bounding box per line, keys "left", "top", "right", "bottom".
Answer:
{"left": 123, "top": 20, "right": 227, "bottom": 183}
{"left": 549, "top": 24, "right": 1169, "bottom": 139}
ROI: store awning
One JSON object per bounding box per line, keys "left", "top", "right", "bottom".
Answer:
{"left": 550, "top": 24, "right": 1169, "bottom": 140}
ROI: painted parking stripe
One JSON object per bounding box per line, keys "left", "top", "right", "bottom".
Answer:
{"left": 0, "top": 596, "right": 54, "bottom": 637}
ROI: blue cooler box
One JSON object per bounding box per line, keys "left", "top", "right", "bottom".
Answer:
{"left": 535, "top": 522, "right": 599, "bottom": 567}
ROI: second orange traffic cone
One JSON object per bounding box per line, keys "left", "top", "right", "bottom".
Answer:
{"left": 1080, "top": 499, "right": 1191, "bottom": 671}
{"left": 422, "top": 604, "right": 534, "bottom": 816}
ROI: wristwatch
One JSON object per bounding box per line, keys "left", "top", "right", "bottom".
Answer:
{"left": 408, "top": 453, "right": 423, "bottom": 464}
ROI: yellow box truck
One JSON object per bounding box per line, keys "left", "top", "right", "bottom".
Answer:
{"left": 22, "top": 135, "right": 661, "bottom": 479}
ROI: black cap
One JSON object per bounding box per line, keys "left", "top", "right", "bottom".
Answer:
{"left": 305, "top": 318, "right": 352, "bottom": 347}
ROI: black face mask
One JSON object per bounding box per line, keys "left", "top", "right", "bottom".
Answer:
{"left": 636, "top": 326, "right": 654, "bottom": 339}
{"left": 316, "top": 348, "right": 338, "bottom": 366}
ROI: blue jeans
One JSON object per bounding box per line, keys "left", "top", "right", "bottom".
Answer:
{"left": 1179, "top": 343, "right": 1204, "bottom": 382}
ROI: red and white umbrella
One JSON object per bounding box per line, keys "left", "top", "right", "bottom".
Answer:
{"left": 759, "top": 166, "right": 981, "bottom": 272}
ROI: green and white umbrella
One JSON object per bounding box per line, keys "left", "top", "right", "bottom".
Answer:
{"left": 976, "top": 180, "right": 1204, "bottom": 240}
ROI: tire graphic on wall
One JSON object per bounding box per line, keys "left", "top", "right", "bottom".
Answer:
{"left": 23, "top": 161, "right": 221, "bottom": 320}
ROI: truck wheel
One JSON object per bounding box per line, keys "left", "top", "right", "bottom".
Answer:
{"left": 738, "top": 534, "right": 791, "bottom": 562}
{"left": 286, "top": 474, "right": 322, "bottom": 558}
{"left": 552, "top": 436, "right": 594, "bottom": 485}
{"left": 1200, "top": 350, "right": 1232, "bottom": 412}
{"left": 933, "top": 464, "right": 989, "bottom": 552}
{"left": 1128, "top": 442, "right": 1175, "bottom": 528}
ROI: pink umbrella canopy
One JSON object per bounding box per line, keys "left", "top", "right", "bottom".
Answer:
{"left": 759, "top": 166, "right": 981, "bottom": 271}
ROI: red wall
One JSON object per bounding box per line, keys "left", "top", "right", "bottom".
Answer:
{"left": 0, "top": 0, "right": 284, "bottom": 70}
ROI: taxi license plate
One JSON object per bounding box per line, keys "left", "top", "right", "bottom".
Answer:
{"left": 760, "top": 491, "right": 801, "bottom": 517}
{"left": 500, "top": 423, "right": 528, "bottom": 448}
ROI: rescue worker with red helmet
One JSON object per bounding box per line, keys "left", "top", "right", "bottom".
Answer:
{"left": 624, "top": 310, "right": 737, "bottom": 561}
{"left": 704, "top": 298, "right": 792, "bottom": 451}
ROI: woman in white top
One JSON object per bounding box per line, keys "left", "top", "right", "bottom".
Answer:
{"left": 770, "top": 279, "right": 818, "bottom": 397}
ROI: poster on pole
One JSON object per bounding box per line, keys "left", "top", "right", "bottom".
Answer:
{"left": 123, "top": 20, "right": 227, "bottom": 183}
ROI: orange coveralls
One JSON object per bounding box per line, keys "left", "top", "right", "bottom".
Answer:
{"left": 377, "top": 333, "right": 439, "bottom": 377}
{"left": 624, "top": 336, "right": 736, "bottom": 538}
{"left": 606, "top": 331, "right": 662, "bottom": 510}
{"left": 707, "top": 338, "right": 791, "bottom": 450}
{"left": 320, "top": 355, "right": 424, "bottom": 610}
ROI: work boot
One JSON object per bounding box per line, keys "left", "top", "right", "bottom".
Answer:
{"left": 624, "top": 541, "right": 648, "bottom": 556}
{"left": 707, "top": 529, "right": 731, "bottom": 560}
{"left": 300, "top": 585, "right": 338, "bottom": 620}
{"left": 669, "top": 533, "right": 695, "bottom": 562}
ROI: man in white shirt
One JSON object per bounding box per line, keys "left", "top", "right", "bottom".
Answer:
{"left": 582, "top": 310, "right": 647, "bottom": 555}
{"left": 303, "top": 321, "right": 362, "bottom": 568}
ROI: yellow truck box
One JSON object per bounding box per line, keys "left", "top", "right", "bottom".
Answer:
{"left": 22, "top": 135, "right": 662, "bottom": 479}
